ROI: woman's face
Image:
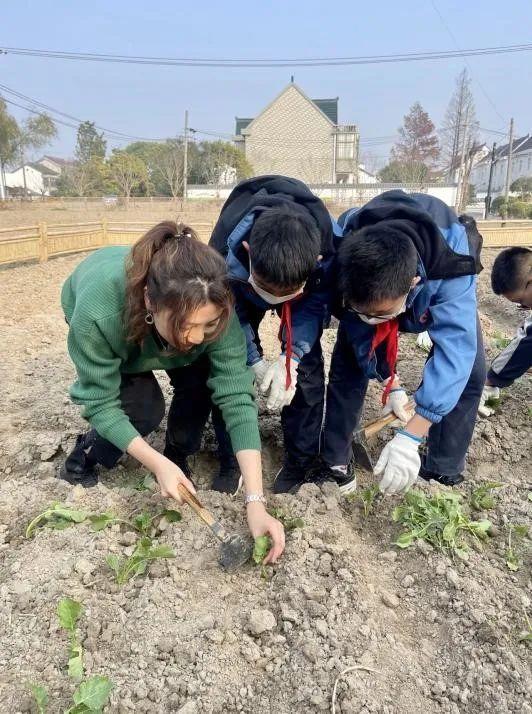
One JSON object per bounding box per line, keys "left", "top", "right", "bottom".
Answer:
{"left": 152, "top": 301, "right": 223, "bottom": 349}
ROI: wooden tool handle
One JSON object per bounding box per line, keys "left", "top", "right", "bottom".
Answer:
{"left": 177, "top": 483, "right": 216, "bottom": 528}
{"left": 364, "top": 401, "right": 416, "bottom": 439}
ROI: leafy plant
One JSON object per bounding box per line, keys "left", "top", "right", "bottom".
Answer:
{"left": 57, "top": 598, "right": 84, "bottom": 680}
{"left": 347, "top": 485, "right": 381, "bottom": 517}
{"left": 392, "top": 490, "right": 491, "bottom": 557}
{"left": 493, "top": 332, "right": 511, "bottom": 350}
{"left": 133, "top": 473, "right": 156, "bottom": 492}
{"left": 268, "top": 507, "right": 304, "bottom": 531}
{"left": 469, "top": 482, "right": 504, "bottom": 511}
{"left": 505, "top": 523, "right": 529, "bottom": 571}
{"left": 106, "top": 537, "right": 175, "bottom": 585}
{"left": 65, "top": 675, "right": 113, "bottom": 714}
{"left": 26, "top": 504, "right": 88, "bottom": 538}
{"left": 89, "top": 509, "right": 181, "bottom": 537}
{"left": 518, "top": 610, "right": 532, "bottom": 643}
{"left": 27, "top": 683, "right": 48, "bottom": 714}
{"left": 252, "top": 535, "right": 272, "bottom": 579}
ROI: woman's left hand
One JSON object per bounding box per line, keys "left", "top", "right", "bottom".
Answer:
{"left": 246, "top": 502, "right": 285, "bottom": 564}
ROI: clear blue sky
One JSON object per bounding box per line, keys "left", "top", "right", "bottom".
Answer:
{"left": 1, "top": 0, "right": 531, "bottom": 166}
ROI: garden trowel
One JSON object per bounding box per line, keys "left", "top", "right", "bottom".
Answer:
{"left": 176, "top": 484, "right": 253, "bottom": 570}
{"left": 351, "top": 401, "right": 416, "bottom": 472}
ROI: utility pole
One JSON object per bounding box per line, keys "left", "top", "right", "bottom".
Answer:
{"left": 503, "top": 117, "right": 514, "bottom": 211}
{"left": 484, "top": 142, "right": 497, "bottom": 219}
{"left": 0, "top": 160, "right": 5, "bottom": 201}
{"left": 183, "top": 109, "right": 189, "bottom": 201}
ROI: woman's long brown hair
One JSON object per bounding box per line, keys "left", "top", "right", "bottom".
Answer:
{"left": 125, "top": 221, "right": 233, "bottom": 351}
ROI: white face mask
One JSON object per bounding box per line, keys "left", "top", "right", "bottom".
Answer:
{"left": 353, "top": 296, "right": 407, "bottom": 325}
{"left": 248, "top": 273, "right": 303, "bottom": 305}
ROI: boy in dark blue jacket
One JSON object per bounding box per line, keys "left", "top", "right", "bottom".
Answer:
{"left": 479, "top": 247, "right": 531, "bottom": 416}
{"left": 311, "top": 190, "right": 485, "bottom": 494}
{"left": 167, "top": 175, "right": 342, "bottom": 493}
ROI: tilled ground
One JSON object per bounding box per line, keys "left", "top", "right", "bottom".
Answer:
{"left": 0, "top": 249, "right": 530, "bottom": 714}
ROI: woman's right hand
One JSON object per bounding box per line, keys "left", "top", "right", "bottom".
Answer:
{"left": 153, "top": 455, "right": 197, "bottom": 504}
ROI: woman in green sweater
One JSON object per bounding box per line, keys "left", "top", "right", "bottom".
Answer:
{"left": 61, "top": 221, "right": 284, "bottom": 561}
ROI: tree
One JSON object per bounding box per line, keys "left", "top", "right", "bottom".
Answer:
{"left": 0, "top": 98, "right": 22, "bottom": 197}
{"left": 55, "top": 157, "right": 106, "bottom": 197}
{"left": 75, "top": 121, "right": 106, "bottom": 163}
{"left": 190, "top": 141, "right": 252, "bottom": 186}
{"left": 510, "top": 176, "right": 532, "bottom": 199}
{"left": 378, "top": 159, "right": 429, "bottom": 184}
{"left": 153, "top": 140, "right": 184, "bottom": 198}
{"left": 107, "top": 150, "right": 148, "bottom": 202}
{"left": 440, "top": 70, "right": 478, "bottom": 178}
{"left": 391, "top": 102, "right": 440, "bottom": 180}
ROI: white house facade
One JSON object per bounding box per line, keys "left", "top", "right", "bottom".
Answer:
{"left": 470, "top": 135, "right": 532, "bottom": 195}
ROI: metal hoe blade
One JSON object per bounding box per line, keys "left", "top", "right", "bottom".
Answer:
{"left": 218, "top": 533, "right": 253, "bottom": 570}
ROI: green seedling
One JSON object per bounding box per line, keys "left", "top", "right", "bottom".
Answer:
{"left": 493, "top": 332, "right": 512, "bottom": 350}
{"left": 27, "top": 683, "right": 48, "bottom": 714}
{"left": 26, "top": 504, "right": 88, "bottom": 538}
{"left": 347, "top": 484, "right": 381, "bottom": 517}
{"left": 65, "top": 675, "right": 113, "bottom": 714}
{"left": 106, "top": 537, "right": 175, "bottom": 585}
{"left": 268, "top": 507, "right": 304, "bottom": 531}
{"left": 89, "top": 509, "right": 181, "bottom": 537}
{"left": 505, "top": 523, "right": 529, "bottom": 572}
{"left": 57, "top": 598, "right": 84, "bottom": 680}
{"left": 392, "top": 490, "right": 491, "bottom": 558}
{"left": 252, "top": 535, "right": 272, "bottom": 579}
{"left": 469, "top": 482, "right": 504, "bottom": 511}
{"left": 484, "top": 396, "right": 501, "bottom": 409}
{"left": 133, "top": 473, "right": 156, "bottom": 492}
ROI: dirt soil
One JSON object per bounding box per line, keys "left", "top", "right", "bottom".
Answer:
{"left": 0, "top": 247, "right": 530, "bottom": 714}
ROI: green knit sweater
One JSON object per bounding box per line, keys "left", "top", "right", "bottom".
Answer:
{"left": 61, "top": 246, "right": 260, "bottom": 453}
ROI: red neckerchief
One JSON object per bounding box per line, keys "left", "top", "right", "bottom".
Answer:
{"left": 278, "top": 293, "right": 305, "bottom": 389}
{"left": 371, "top": 319, "right": 399, "bottom": 405}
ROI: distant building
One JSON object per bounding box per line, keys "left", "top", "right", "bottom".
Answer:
{"left": 234, "top": 82, "right": 364, "bottom": 184}
{"left": 470, "top": 134, "right": 532, "bottom": 194}
{"left": 5, "top": 155, "right": 73, "bottom": 196}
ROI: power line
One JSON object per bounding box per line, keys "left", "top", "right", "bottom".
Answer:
{"left": 429, "top": 0, "right": 507, "bottom": 123}
{"left": 1, "top": 43, "right": 532, "bottom": 67}
{"left": 0, "top": 82, "right": 170, "bottom": 142}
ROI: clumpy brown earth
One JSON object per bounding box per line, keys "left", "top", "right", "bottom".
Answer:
{"left": 0, "top": 248, "right": 530, "bottom": 714}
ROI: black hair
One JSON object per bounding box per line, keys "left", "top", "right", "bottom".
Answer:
{"left": 248, "top": 205, "right": 321, "bottom": 288}
{"left": 491, "top": 247, "right": 531, "bottom": 295}
{"left": 338, "top": 224, "right": 418, "bottom": 307}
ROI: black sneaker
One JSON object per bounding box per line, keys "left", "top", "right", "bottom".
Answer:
{"left": 59, "top": 434, "right": 98, "bottom": 488}
{"left": 212, "top": 458, "right": 242, "bottom": 495}
{"left": 309, "top": 460, "right": 357, "bottom": 494}
{"left": 273, "top": 459, "right": 314, "bottom": 494}
{"left": 419, "top": 466, "right": 464, "bottom": 487}
{"left": 163, "top": 444, "right": 194, "bottom": 481}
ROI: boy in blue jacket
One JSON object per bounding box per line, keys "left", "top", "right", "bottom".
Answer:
{"left": 311, "top": 190, "right": 485, "bottom": 494}
{"left": 166, "top": 175, "right": 342, "bottom": 493}
{"left": 479, "top": 247, "right": 531, "bottom": 416}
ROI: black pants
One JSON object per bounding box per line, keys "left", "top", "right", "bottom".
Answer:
{"left": 321, "top": 318, "right": 487, "bottom": 477}
{"left": 176, "top": 315, "right": 327, "bottom": 467}
{"left": 84, "top": 362, "right": 214, "bottom": 468}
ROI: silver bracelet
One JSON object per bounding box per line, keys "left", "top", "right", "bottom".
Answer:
{"left": 245, "top": 493, "right": 266, "bottom": 506}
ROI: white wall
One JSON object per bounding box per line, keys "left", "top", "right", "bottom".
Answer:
{"left": 471, "top": 149, "right": 532, "bottom": 194}
{"left": 188, "top": 182, "right": 457, "bottom": 206}
{"left": 5, "top": 166, "right": 45, "bottom": 195}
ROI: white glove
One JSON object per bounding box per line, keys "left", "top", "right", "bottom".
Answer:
{"left": 250, "top": 359, "right": 270, "bottom": 384}
{"left": 260, "top": 355, "right": 299, "bottom": 411}
{"left": 416, "top": 331, "right": 433, "bottom": 352}
{"left": 382, "top": 387, "right": 410, "bottom": 423}
{"left": 374, "top": 432, "right": 421, "bottom": 495}
{"left": 478, "top": 385, "right": 500, "bottom": 417}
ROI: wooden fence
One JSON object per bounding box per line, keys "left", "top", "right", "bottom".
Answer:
{"left": 0, "top": 220, "right": 215, "bottom": 267}
{"left": 0, "top": 219, "right": 530, "bottom": 268}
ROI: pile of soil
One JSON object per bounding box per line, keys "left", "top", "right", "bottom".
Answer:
{"left": 0, "top": 249, "right": 530, "bottom": 713}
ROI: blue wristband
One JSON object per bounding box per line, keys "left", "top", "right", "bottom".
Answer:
{"left": 397, "top": 428, "right": 425, "bottom": 444}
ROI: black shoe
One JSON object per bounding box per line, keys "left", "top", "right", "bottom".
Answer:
{"left": 419, "top": 466, "right": 464, "bottom": 487}
{"left": 163, "top": 444, "right": 194, "bottom": 481}
{"left": 273, "top": 459, "right": 314, "bottom": 494}
{"left": 59, "top": 434, "right": 98, "bottom": 488}
{"left": 308, "top": 460, "right": 357, "bottom": 494}
{"left": 212, "top": 458, "right": 242, "bottom": 495}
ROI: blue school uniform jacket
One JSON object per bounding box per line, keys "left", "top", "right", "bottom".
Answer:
{"left": 209, "top": 175, "right": 342, "bottom": 366}
{"left": 337, "top": 190, "right": 481, "bottom": 424}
